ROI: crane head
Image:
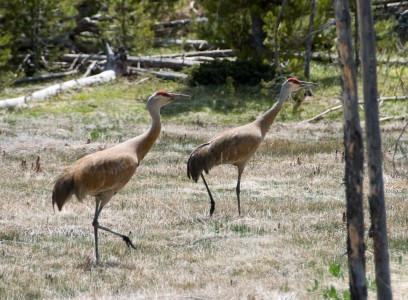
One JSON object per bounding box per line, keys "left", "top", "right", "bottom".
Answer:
{"left": 285, "top": 77, "right": 317, "bottom": 94}
{"left": 148, "top": 90, "right": 191, "bottom": 107}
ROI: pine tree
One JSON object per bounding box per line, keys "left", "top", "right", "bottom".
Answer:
{"left": 0, "top": 0, "right": 78, "bottom": 76}
{"left": 101, "top": 0, "right": 154, "bottom": 55}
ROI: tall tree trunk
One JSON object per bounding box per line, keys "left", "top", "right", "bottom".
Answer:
{"left": 304, "top": 0, "right": 316, "bottom": 81}
{"left": 332, "top": 0, "right": 367, "bottom": 299}
{"left": 274, "top": 0, "right": 288, "bottom": 70}
{"left": 251, "top": 11, "right": 266, "bottom": 62}
{"left": 356, "top": 0, "right": 392, "bottom": 298}
{"left": 354, "top": 6, "right": 360, "bottom": 68}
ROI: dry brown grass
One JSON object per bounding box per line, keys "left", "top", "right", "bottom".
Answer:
{"left": 0, "top": 101, "right": 407, "bottom": 299}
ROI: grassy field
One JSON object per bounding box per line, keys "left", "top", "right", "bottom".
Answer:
{"left": 0, "top": 64, "right": 407, "bottom": 299}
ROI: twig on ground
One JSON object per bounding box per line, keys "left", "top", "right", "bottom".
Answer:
{"left": 302, "top": 96, "right": 408, "bottom": 123}
{"left": 392, "top": 121, "right": 408, "bottom": 176}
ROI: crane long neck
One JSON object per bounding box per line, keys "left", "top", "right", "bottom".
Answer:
{"left": 127, "top": 104, "right": 162, "bottom": 162}
{"left": 256, "top": 87, "right": 291, "bottom": 137}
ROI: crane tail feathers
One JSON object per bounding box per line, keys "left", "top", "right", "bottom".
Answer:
{"left": 187, "top": 143, "right": 212, "bottom": 182}
{"left": 52, "top": 172, "right": 75, "bottom": 211}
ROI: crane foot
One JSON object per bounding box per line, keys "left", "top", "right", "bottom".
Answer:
{"left": 122, "top": 236, "right": 136, "bottom": 249}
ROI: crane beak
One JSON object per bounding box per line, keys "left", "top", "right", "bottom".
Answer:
{"left": 169, "top": 93, "right": 191, "bottom": 98}
{"left": 168, "top": 93, "right": 191, "bottom": 101}
{"left": 299, "top": 81, "right": 318, "bottom": 88}
{"left": 299, "top": 81, "right": 318, "bottom": 97}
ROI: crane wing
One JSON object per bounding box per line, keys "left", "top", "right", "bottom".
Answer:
{"left": 72, "top": 151, "right": 139, "bottom": 197}
{"left": 187, "top": 124, "right": 262, "bottom": 181}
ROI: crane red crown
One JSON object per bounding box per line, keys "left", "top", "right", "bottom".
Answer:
{"left": 287, "top": 77, "right": 300, "bottom": 84}
{"left": 155, "top": 90, "right": 170, "bottom": 96}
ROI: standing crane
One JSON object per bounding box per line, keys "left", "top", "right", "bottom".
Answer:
{"left": 187, "top": 78, "right": 316, "bottom": 216}
{"left": 52, "top": 90, "right": 190, "bottom": 264}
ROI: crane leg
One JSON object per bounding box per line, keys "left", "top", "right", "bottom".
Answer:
{"left": 236, "top": 167, "right": 244, "bottom": 216}
{"left": 92, "top": 200, "right": 103, "bottom": 264}
{"left": 201, "top": 173, "right": 215, "bottom": 216}
{"left": 92, "top": 199, "right": 136, "bottom": 264}
{"left": 236, "top": 179, "right": 241, "bottom": 216}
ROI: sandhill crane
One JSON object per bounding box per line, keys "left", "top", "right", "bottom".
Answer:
{"left": 52, "top": 90, "right": 190, "bottom": 264}
{"left": 187, "top": 78, "right": 316, "bottom": 216}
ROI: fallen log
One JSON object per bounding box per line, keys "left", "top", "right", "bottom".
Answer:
{"left": 82, "top": 60, "right": 99, "bottom": 78}
{"left": 154, "top": 17, "right": 208, "bottom": 27}
{"left": 143, "top": 49, "right": 234, "bottom": 59}
{"left": 61, "top": 53, "right": 200, "bottom": 70}
{"left": 14, "top": 70, "right": 79, "bottom": 84}
{"left": 131, "top": 67, "right": 187, "bottom": 80}
{"left": 0, "top": 41, "right": 125, "bottom": 110}
{"left": 154, "top": 38, "right": 212, "bottom": 51}
{"left": 0, "top": 70, "right": 115, "bottom": 109}
{"left": 128, "top": 56, "right": 199, "bottom": 70}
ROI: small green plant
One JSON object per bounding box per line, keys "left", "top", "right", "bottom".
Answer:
{"left": 329, "top": 263, "right": 343, "bottom": 279}
{"left": 213, "top": 220, "right": 222, "bottom": 233}
{"left": 3, "top": 116, "right": 16, "bottom": 126}
{"left": 229, "top": 223, "right": 251, "bottom": 236}
{"left": 90, "top": 126, "right": 108, "bottom": 141}
{"left": 0, "top": 230, "right": 20, "bottom": 242}
{"left": 307, "top": 279, "right": 319, "bottom": 292}
{"left": 366, "top": 276, "right": 377, "bottom": 291}
{"left": 323, "top": 285, "right": 350, "bottom": 300}
{"left": 324, "top": 285, "right": 339, "bottom": 299}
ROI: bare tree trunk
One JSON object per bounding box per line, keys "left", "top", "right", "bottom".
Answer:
{"left": 354, "top": 6, "right": 360, "bottom": 68}
{"left": 274, "top": 0, "right": 288, "bottom": 70}
{"left": 333, "top": 0, "right": 367, "bottom": 299}
{"left": 356, "top": 0, "right": 392, "bottom": 298}
{"left": 304, "top": 0, "right": 316, "bottom": 81}
{"left": 251, "top": 11, "right": 266, "bottom": 62}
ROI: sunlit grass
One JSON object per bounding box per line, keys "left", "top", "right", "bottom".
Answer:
{"left": 0, "top": 61, "right": 407, "bottom": 299}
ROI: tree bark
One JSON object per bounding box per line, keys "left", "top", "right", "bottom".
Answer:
{"left": 304, "top": 0, "right": 316, "bottom": 81}
{"left": 356, "top": 0, "right": 392, "bottom": 298}
{"left": 251, "top": 11, "right": 266, "bottom": 62}
{"left": 333, "top": 0, "right": 367, "bottom": 299}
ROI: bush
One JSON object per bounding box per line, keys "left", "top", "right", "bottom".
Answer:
{"left": 188, "top": 60, "right": 275, "bottom": 86}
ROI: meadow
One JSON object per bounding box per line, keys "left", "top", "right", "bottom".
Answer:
{"left": 0, "top": 64, "right": 407, "bottom": 299}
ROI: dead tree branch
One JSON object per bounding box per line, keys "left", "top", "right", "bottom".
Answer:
{"left": 302, "top": 95, "right": 408, "bottom": 123}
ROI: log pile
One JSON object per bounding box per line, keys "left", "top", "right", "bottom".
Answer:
{"left": 1, "top": 37, "right": 235, "bottom": 110}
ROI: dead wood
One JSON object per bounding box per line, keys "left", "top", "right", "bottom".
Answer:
{"left": 0, "top": 70, "right": 116, "bottom": 109}
{"left": 333, "top": 1, "right": 367, "bottom": 297}
{"left": 154, "top": 38, "right": 211, "bottom": 51}
{"left": 144, "top": 49, "right": 234, "bottom": 59}
{"left": 82, "top": 61, "right": 98, "bottom": 78}
{"left": 14, "top": 70, "right": 78, "bottom": 84}
{"left": 130, "top": 68, "right": 187, "bottom": 80}
{"left": 302, "top": 95, "right": 408, "bottom": 123}
{"left": 154, "top": 17, "right": 208, "bottom": 27}
{"left": 62, "top": 53, "right": 200, "bottom": 71}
